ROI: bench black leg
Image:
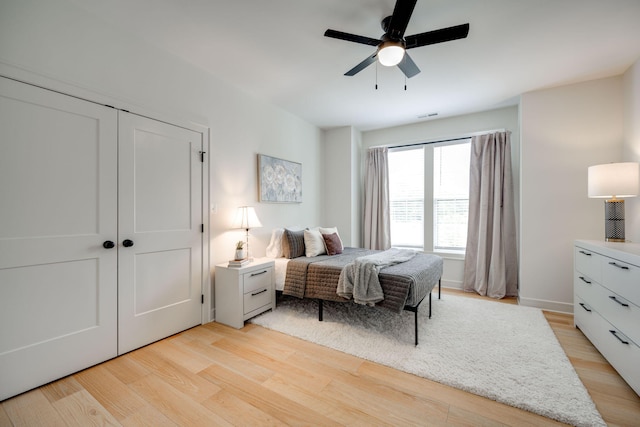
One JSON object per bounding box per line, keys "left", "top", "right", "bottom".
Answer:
{"left": 438, "top": 278, "right": 441, "bottom": 299}
{"left": 318, "top": 299, "right": 323, "bottom": 321}
{"left": 414, "top": 307, "right": 419, "bottom": 346}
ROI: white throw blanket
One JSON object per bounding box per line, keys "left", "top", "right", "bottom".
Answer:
{"left": 337, "top": 248, "right": 417, "bottom": 306}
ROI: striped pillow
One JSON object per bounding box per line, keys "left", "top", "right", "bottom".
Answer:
{"left": 283, "top": 228, "right": 305, "bottom": 259}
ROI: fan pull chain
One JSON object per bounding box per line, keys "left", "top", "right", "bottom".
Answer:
{"left": 404, "top": 74, "right": 407, "bottom": 91}
{"left": 375, "top": 61, "right": 378, "bottom": 90}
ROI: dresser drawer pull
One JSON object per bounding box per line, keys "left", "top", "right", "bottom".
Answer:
{"left": 579, "top": 276, "right": 591, "bottom": 284}
{"left": 608, "top": 262, "right": 629, "bottom": 270}
{"left": 608, "top": 295, "right": 629, "bottom": 307}
{"left": 250, "top": 270, "right": 268, "bottom": 277}
{"left": 578, "top": 303, "right": 592, "bottom": 312}
{"left": 251, "top": 289, "right": 268, "bottom": 297}
{"left": 609, "top": 330, "right": 630, "bottom": 345}
{"left": 578, "top": 250, "right": 592, "bottom": 256}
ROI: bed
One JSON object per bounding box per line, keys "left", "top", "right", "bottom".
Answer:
{"left": 268, "top": 228, "right": 443, "bottom": 345}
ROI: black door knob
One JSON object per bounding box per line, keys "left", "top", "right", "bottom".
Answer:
{"left": 122, "top": 239, "right": 134, "bottom": 247}
{"left": 103, "top": 240, "right": 115, "bottom": 249}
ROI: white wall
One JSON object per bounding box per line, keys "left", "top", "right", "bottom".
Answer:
{"left": 623, "top": 58, "right": 640, "bottom": 243}
{"left": 361, "top": 107, "right": 520, "bottom": 290}
{"left": 519, "top": 77, "right": 624, "bottom": 312}
{"left": 0, "top": 0, "right": 324, "bottom": 317}
{"left": 322, "top": 127, "right": 362, "bottom": 247}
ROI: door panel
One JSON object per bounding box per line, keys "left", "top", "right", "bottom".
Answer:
{"left": 134, "top": 248, "right": 192, "bottom": 314}
{"left": 0, "top": 77, "right": 118, "bottom": 401}
{"left": 118, "top": 112, "right": 202, "bottom": 354}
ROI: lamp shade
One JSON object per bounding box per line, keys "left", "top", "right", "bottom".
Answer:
{"left": 378, "top": 41, "right": 405, "bottom": 66}
{"left": 232, "top": 206, "right": 262, "bottom": 229}
{"left": 588, "top": 162, "right": 639, "bottom": 198}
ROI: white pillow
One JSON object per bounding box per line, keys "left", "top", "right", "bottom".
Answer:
{"left": 266, "top": 228, "right": 284, "bottom": 258}
{"left": 319, "top": 226, "right": 338, "bottom": 235}
{"left": 304, "top": 228, "right": 326, "bottom": 257}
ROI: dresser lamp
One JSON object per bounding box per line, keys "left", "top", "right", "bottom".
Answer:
{"left": 588, "top": 162, "right": 639, "bottom": 242}
{"left": 232, "top": 206, "right": 262, "bottom": 260}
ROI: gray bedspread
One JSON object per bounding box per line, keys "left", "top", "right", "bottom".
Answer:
{"left": 282, "top": 248, "right": 443, "bottom": 313}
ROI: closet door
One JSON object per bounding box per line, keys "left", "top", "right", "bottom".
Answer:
{"left": 0, "top": 78, "right": 118, "bottom": 400}
{"left": 117, "top": 112, "right": 203, "bottom": 354}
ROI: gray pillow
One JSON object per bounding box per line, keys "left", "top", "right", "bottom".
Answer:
{"left": 282, "top": 228, "right": 305, "bottom": 259}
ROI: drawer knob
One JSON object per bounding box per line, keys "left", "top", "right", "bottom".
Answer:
{"left": 251, "top": 289, "right": 268, "bottom": 297}
{"left": 609, "top": 330, "right": 630, "bottom": 345}
{"left": 579, "top": 276, "right": 591, "bottom": 284}
{"left": 608, "top": 262, "right": 629, "bottom": 270}
{"left": 579, "top": 250, "right": 592, "bottom": 256}
{"left": 608, "top": 295, "right": 629, "bottom": 307}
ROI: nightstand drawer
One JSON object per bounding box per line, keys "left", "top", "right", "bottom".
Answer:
{"left": 244, "top": 287, "right": 271, "bottom": 314}
{"left": 243, "top": 267, "right": 272, "bottom": 293}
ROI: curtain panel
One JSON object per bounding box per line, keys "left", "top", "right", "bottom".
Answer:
{"left": 363, "top": 147, "right": 391, "bottom": 250}
{"left": 463, "top": 131, "right": 518, "bottom": 298}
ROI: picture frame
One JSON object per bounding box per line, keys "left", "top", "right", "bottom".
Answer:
{"left": 258, "top": 154, "right": 302, "bottom": 203}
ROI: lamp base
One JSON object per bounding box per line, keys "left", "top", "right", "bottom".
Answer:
{"left": 604, "top": 199, "right": 625, "bottom": 242}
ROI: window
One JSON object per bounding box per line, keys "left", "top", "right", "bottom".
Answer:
{"left": 388, "top": 139, "right": 470, "bottom": 253}
{"left": 433, "top": 143, "right": 470, "bottom": 251}
{"left": 388, "top": 147, "right": 424, "bottom": 249}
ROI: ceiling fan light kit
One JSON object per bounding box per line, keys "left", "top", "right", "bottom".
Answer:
{"left": 378, "top": 41, "right": 405, "bottom": 66}
{"left": 324, "top": 0, "right": 469, "bottom": 78}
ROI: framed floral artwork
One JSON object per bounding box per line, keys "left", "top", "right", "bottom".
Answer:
{"left": 258, "top": 154, "right": 302, "bottom": 203}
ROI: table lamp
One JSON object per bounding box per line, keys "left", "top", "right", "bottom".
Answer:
{"left": 232, "top": 206, "right": 262, "bottom": 260}
{"left": 588, "top": 162, "right": 639, "bottom": 242}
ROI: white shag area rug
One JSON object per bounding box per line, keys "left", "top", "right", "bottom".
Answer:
{"left": 250, "top": 294, "right": 605, "bottom": 427}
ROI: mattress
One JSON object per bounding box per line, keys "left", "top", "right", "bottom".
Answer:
{"left": 273, "top": 257, "right": 290, "bottom": 291}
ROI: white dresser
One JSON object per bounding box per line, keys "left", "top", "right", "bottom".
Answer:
{"left": 215, "top": 258, "right": 275, "bottom": 329}
{"left": 574, "top": 240, "right": 640, "bottom": 395}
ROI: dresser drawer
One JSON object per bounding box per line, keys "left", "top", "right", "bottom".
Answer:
{"left": 574, "top": 296, "right": 640, "bottom": 395}
{"left": 601, "top": 257, "right": 640, "bottom": 308}
{"left": 575, "top": 246, "right": 601, "bottom": 283}
{"left": 590, "top": 283, "right": 640, "bottom": 346}
{"left": 574, "top": 273, "right": 598, "bottom": 305}
{"left": 244, "top": 286, "right": 271, "bottom": 314}
{"left": 243, "top": 267, "right": 273, "bottom": 293}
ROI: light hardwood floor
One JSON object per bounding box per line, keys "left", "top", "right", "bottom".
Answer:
{"left": 2, "top": 289, "right": 639, "bottom": 426}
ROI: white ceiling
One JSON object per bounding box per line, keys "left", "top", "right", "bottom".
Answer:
{"left": 71, "top": 0, "right": 640, "bottom": 131}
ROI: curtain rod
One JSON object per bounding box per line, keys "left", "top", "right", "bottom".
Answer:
{"left": 372, "top": 128, "right": 507, "bottom": 150}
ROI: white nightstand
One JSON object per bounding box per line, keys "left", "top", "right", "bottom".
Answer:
{"left": 215, "top": 257, "right": 275, "bottom": 329}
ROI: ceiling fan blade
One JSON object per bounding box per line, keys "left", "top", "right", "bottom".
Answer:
{"left": 405, "top": 23, "right": 470, "bottom": 49}
{"left": 397, "top": 52, "right": 420, "bottom": 78}
{"left": 344, "top": 53, "right": 378, "bottom": 76}
{"left": 324, "top": 29, "right": 381, "bottom": 47}
{"left": 387, "top": 0, "right": 418, "bottom": 39}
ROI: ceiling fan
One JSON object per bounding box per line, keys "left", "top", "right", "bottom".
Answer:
{"left": 324, "top": 0, "right": 469, "bottom": 78}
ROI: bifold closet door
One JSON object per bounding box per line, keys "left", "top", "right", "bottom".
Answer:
{"left": 117, "top": 112, "right": 203, "bottom": 354}
{"left": 0, "top": 77, "right": 118, "bottom": 400}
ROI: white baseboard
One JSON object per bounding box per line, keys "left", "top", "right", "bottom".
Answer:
{"left": 442, "top": 282, "right": 574, "bottom": 315}
{"left": 441, "top": 279, "right": 463, "bottom": 290}
{"left": 518, "top": 297, "right": 573, "bottom": 314}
